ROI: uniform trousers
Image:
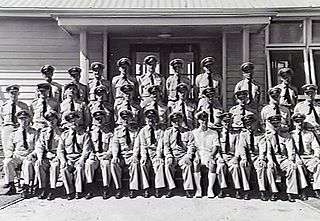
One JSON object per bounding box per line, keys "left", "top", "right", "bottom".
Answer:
{"left": 61, "top": 158, "right": 85, "bottom": 194}
{"left": 1, "top": 125, "right": 16, "bottom": 157}
{"left": 266, "top": 155, "right": 298, "bottom": 194}
{"left": 85, "top": 153, "right": 112, "bottom": 187}
{"left": 34, "top": 157, "right": 60, "bottom": 189}
{"left": 140, "top": 156, "right": 165, "bottom": 189}
{"left": 165, "top": 155, "right": 194, "bottom": 190}
{"left": 3, "top": 155, "right": 35, "bottom": 185}
{"left": 110, "top": 156, "right": 139, "bottom": 190}
{"left": 297, "top": 155, "right": 320, "bottom": 190}
{"left": 220, "top": 154, "right": 241, "bottom": 189}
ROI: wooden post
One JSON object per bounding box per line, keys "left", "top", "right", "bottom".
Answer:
{"left": 242, "top": 27, "right": 250, "bottom": 62}
{"left": 222, "top": 32, "right": 227, "bottom": 110}
{"left": 103, "top": 31, "right": 109, "bottom": 80}
{"left": 80, "top": 31, "right": 89, "bottom": 85}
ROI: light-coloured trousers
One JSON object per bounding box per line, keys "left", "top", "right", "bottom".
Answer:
{"left": 85, "top": 155, "right": 112, "bottom": 187}
{"left": 61, "top": 159, "right": 85, "bottom": 194}
{"left": 296, "top": 155, "right": 320, "bottom": 190}
{"left": 3, "top": 156, "right": 35, "bottom": 185}
{"left": 140, "top": 157, "right": 165, "bottom": 190}
{"left": 1, "top": 125, "right": 16, "bottom": 158}
{"left": 34, "top": 158, "right": 60, "bottom": 189}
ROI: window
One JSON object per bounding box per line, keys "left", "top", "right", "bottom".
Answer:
{"left": 312, "top": 20, "right": 320, "bottom": 43}
{"left": 269, "top": 21, "right": 304, "bottom": 44}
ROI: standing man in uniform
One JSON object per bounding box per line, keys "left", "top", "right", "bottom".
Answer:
{"left": 234, "top": 62, "right": 260, "bottom": 109}
{"left": 84, "top": 109, "right": 113, "bottom": 199}
{"left": 67, "top": 66, "right": 89, "bottom": 103}
{"left": 111, "top": 109, "right": 140, "bottom": 199}
{"left": 166, "top": 59, "right": 191, "bottom": 103}
{"left": 139, "top": 108, "right": 166, "bottom": 198}
{"left": 57, "top": 111, "right": 92, "bottom": 200}
{"left": 275, "top": 68, "right": 298, "bottom": 111}
{"left": 1, "top": 85, "right": 29, "bottom": 159}
{"left": 195, "top": 57, "right": 222, "bottom": 105}
{"left": 192, "top": 111, "right": 224, "bottom": 198}
{"left": 169, "top": 83, "right": 197, "bottom": 130}
{"left": 137, "top": 55, "right": 165, "bottom": 102}
{"left": 294, "top": 84, "right": 320, "bottom": 133}
{"left": 40, "top": 65, "right": 62, "bottom": 103}
{"left": 35, "top": 110, "right": 62, "bottom": 200}
{"left": 112, "top": 57, "right": 139, "bottom": 103}
{"left": 88, "top": 62, "right": 111, "bottom": 102}
{"left": 30, "top": 83, "right": 60, "bottom": 131}
{"left": 3, "top": 110, "right": 38, "bottom": 198}
{"left": 163, "top": 111, "right": 195, "bottom": 198}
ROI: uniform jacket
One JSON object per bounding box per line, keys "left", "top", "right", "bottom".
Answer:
{"left": 0, "top": 100, "right": 29, "bottom": 126}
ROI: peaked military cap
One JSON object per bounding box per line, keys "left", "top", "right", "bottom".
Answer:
{"left": 267, "top": 114, "right": 282, "bottom": 122}
{"left": 291, "top": 113, "right": 306, "bottom": 122}
{"left": 302, "top": 84, "right": 318, "bottom": 92}
{"left": 92, "top": 109, "right": 107, "bottom": 118}
{"left": 169, "top": 58, "right": 184, "bottom": 67}
{"left": 147, "top": 85, "right": 161, "bottom": 95}
{"left": 176, "top": 82, "right": 190, "bottom": 93}
{"left": 120, "top": 84, "right": 134, "bottom": 94}
{"left": 268, "top": 87, "right": 281, "bottom": 95}
{"left": 144, "top": 55, "right": 158, "bottom": 65}
{"left": 169, "top": 111, "right": 183, "bottom": 121}
{"left": 195, "top": 111, "right": 209, "bottom": 120}
{"left": 91, "top": 62, "right": 105, "bottom": 71}
{"left": 240, "top": 62, "right": 254, "bottom": 73}
{"left": 278, "top": 67, "right": 293, "bottom": 77}
{"left": 41, "top": 65, "right": 55, "bottom": 74}
{"left": 6, "top": 84, "right": 19, "bottom": 93}
{"left": 203, "top": 87, "right": 215, "bottom": 98}
{"left": 63, "top": 111, "right": 80, "bottom": 122}
{"left": 94, "top": 85, "right": 107, "bottom": 95}
{"left": 234, "top": 89, "right": 249, "bottom": 97}
{"left": 200, "top": 57, "right": 215, "bottom": 68}
{"left": 119, "top": 109, "right": 134, "bottom": 120}
{"left": 37, "top": 83, "right": 51, "bottom": 91}
{"left": 216, "top": 112, "right": 232, "bottom": 120}
{"left": 117, "top": 57, "right": 131, "bottom": 67}
{"left": 144, "top": 108, "right": 158, "bottom": 119}
{"left": 68, "top": 66, "right": 82, "bottom": 75}
{"left": 16, "top": 110, "right": 31, "bottom": 118}
{"left": 242, "top": 113, "right": 256, "bottom": 122}
{"left": 44, "top": 110, "right": 59, "bottom": 121}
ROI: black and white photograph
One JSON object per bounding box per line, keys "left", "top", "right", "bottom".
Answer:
{"left": 0, "top": 0, "right": 320, "bottom": 220}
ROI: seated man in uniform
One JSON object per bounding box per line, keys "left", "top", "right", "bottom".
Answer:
{"left": 192, "top": 111, "right": 224, "bottom": 198}
{"left": 139, "top": 108, "right": 166, "bottom": 198}
{"left": 35, "top": 110, "right": 62, "bottom": 200}
{"left": 163, "top": 111, "right": 195, "bottom": 198}
{"left": 57, "top": 111, "right": 92, "bottom": 200}
{"left": 3, "top": 110, "right": 38, "bottom": 198}
{"left": 84, "top": 108, "right": 113, "bottom": 200}
{"left": 111, "top": 109, "right": 140, "bottom": 199}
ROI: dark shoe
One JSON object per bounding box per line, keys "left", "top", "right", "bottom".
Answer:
{"left": 75, "top": 192, "right": 81, "bottom": 199}
{"left": 5, "top": 183, "right": 16, "bottom": 196}
{"left": 270, "top": 193, "right": 277, "bottom": 201}
{"left": 288, "top": 194, "right": 295, "bottom": 202}
{"left": 47, "top": 192, "right": 55, "bottom": 201}
{"left": 243, "top": 192, "right": 250, "bottom": 200}
{"left": 102, "top": 189, "right": 109, "bottom": 200}
{"left": 315, "top": 190, "right": 320, "bottom": 199}
{"left": 115, "top": 189, "right": 122, "bottom": 199}
{"left": 260, "top": 192, "right": 268, "bottom": 201}
{"left": 155, "top": 189, "right": 161, "bottom": 198}
{"left": 235, "top": 190, "right": 242, "bottom": 199}
{"left": 67, "top": 193, "right": 74, "bottom": 200}
{"left": 186, "top": 190, "right": 193, "bottom": 198}
{"left": 218, "top": 189, "right": 225, "bottom": 198}
{"left": 85, "top": 192, "right": 93, "bottom": 200}
{"left": 21, "top": 185, "right": 29, "bottom": 199}
{"left": 143, "top": 189, "right": 150, "bottom": 198}
{"left": 129, "top": 190, "right": 135, "bottom": 199}
{"left": 165, "top": 190, "right": 173, "bottom": 198}
{"left": 38, "top": 189, "right": 47, "bottom": 199}
{"left": 300, "top": 191, "right": 308, "bottom": 201}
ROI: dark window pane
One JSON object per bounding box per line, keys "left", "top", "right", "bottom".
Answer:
{"left": 270, "top": 50, "right": 305, "bottom": 94}
{"left": 313, "top": 50, "right": 320, "bottom": 87}
{"left": 312, "top": 21, "right": 320, "bottom": 43}
{"left": 269, "top": 21, "right": 304, "bottom": 44}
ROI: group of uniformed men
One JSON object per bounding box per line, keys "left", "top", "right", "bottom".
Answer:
{"left": 1, "top": 55, "right": 320, "bottom": 203}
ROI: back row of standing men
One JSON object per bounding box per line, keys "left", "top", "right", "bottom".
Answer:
{"left": 1, "top": 55, "right": 320, "bottom": 202}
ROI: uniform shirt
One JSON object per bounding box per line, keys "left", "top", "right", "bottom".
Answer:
{"left": 111, "top": 74, "right": 139, "bottom": 100}
{"left": 192, "top": 127, "right": 220, "bottom": 159}
{"left": 260, "top": 103, "right": 291, "bottom": 127}
{"left": 112, "top": 125, "right": 140, "bottom": 159}
{"left": 290, "top": 128, "right": 320, "bottom": 157}
{"left": 229, "top": 104, "right": 257, "bottom": 128}
{"left": 6, "top": 127, "right": 38, "bottom": 158}
{"left": 234, "top": 79, "right": 260, "bottom": 104}
{"left": 237, "top": 129, "right": 264, "bottom": 160}
{"left": 90, "top": 125, "right": 113, "bottom": 159}
{"left": 275, "top": 83, "right": 298, "bottom": 110}
{"left": 169, "top": 99, "right": 196, "bottom": 129}
{"left": 57, "top": 129, "right": 91, "bottom": 162}
{"left": 137, "top": 72, "right": 165, "bottom": 99}
{"left": 218, "top": 126, "right": 240, "bottom": 156}
{"left": 197, "top": 98, "right": 223, "bottom": 126}
{"left": 163, "top": 127, "right": 195, "bottom": 160}
{"left": 139, "top": 125, "right": 164, "bottom": 159}
{"left": 88, "top": 78, "right": 111, "bottom": 101}
{"left": 30, "top": 97, "right": 59, "bottom": 124}
{"left": 141, "top": 98, "right": 168, "bottom": 127}
{"left": 60, "top": 98, "right": 90, "bottom": 126}
{"left": 35, "top": 126, "right": 62, "bottom": 159}
{"left": 47, "top": 81, "right": 63, "bottom": 103}
{"left": 64, "top": 81, "right": 89, "bottom": 104}
{"left": 0, "top": 100, "right": 29, "bottom": 126}
{"left": 195, "top": 72, "right": 222, "bottom": 99}
{"left": 294, "top": 100, "right": 320, "bottom": 128}
{"left": 114, "top": 99, "right": 142, "bottom": 125}
{"left": 166, "top": 75, "right": 191, "bottom": 101}
{"left": 259, "top": 129, "right": 295, "bottom": 162}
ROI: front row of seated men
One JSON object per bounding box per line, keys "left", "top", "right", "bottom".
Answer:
{"left": 2, "top": 105, "right": 320, "bottom": 202}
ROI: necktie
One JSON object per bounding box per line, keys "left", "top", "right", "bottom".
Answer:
{"left": 11, "top": 102, "right": 16, "bottom": 123}
{"left": 298, "top": 130, "right": 304, "bottom": 155}
{"left": 22, "top": 129, "right": 28, "bottom": 149}
{"left": 48, "top": 85, "right": 53, "bottom": 98}
{"left": 249, "top": 130, "right": 255, "bottom": 153}
{"left": 225, "top": 129, "right": 230, "bottom": 153}
{"left": 154, "top": 101, "right": 159, "bottom": 113}
{"left": 181, "top": 102, "right": 188, "bottom": 126}
{"left": 208, "top": 73, "right": 213, "bottom": 87}
{"left": 70, "top": 99, "right": 75, "bottom": 111}
{"left": 150, "top": 127, "right": 156, "bottom": 145}
{"left": 309, "top": 103, "right": 320, "bottom": 125}
{"left": 209, "top": 103, "right": 214, "bottom": 123}
{"left": 177, "top": 75, "right": 181, "bottom": 84}
{"left": 48, "top": 129, "right": 54, "bottom": 150}
{"left": 96, "top": 80, "right": 101, "bottom": 87}
{"left": 72, "top": 130, "right": 78, "bottom": 153}
{"left": 274, "top": 104, "right": 280, "bottom": 115}
{"left": 248, "top": 78, "right": 253, "bottom": 103}
{"left": 98, "top": 129, "right": 103, "bottom": 153}
{"left": 125, "top": 128, "right": 131, "bottom": 146}
{"left": 241, "top": 104, "right": 246, "bottom": 117}
{"left": 126, "top": 101, "right": 132, "bottom": 111}
{"left": 42, "top": 99, "right": 47, "bottom": 116}
{"left": 150, "top": 74, "right": 155, "bottom": 85}
{"left": 176, "top": 130, "right": 182, "bottom": 146}
{"left": 275, "top": 132, "right": 281, "bottom": 154}
{"left": 284, "top": 84, "right": 291, "bottom": 104}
